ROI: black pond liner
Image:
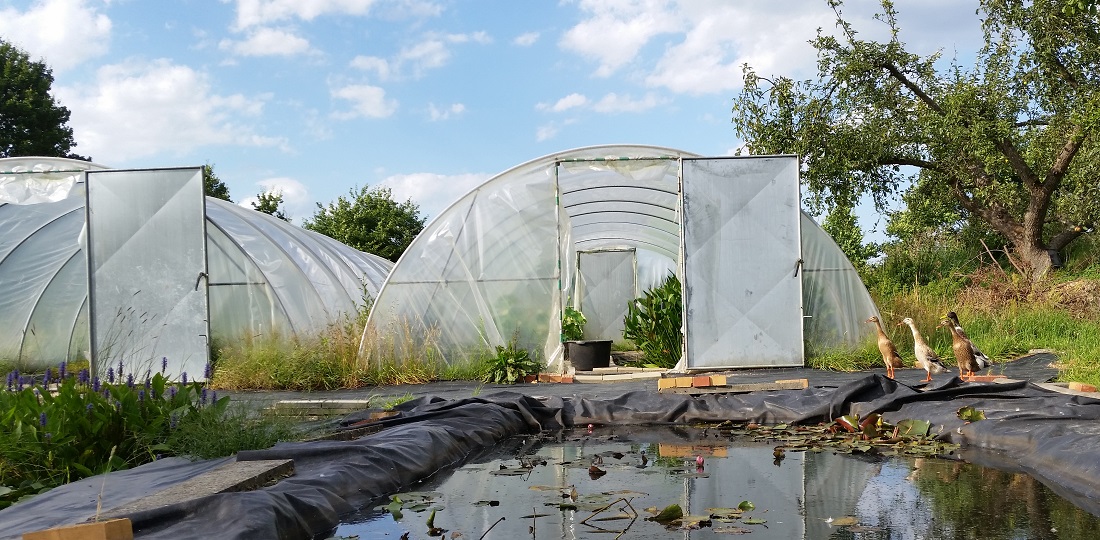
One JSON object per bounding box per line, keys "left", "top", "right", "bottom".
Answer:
{"left": 3, "top": 368, "right": 1100, "bottom": 540}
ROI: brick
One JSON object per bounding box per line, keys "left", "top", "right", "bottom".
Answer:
{"left": 709, "top": 375, "right": 727, "bottom": 387}
{"left": 674, "top": 377, "right": 693, "bottom": 388}
{"left": 657, "top": 378, "right": 678, "bottom": 391}
{"left": 1069, "top": 382, "right": 1097, "bottom": 393}
{"left": 692, "top": 376, "right": 712, "bottom": 387}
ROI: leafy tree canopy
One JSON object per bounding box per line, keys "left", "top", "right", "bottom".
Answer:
{"left": 202, "top": 163, "right": 231, "bottom": 202}
{"left": 733, "top": 0, "right": 1099, "bottom": 279}
{"left": 0, "top": 39, "right": 86, "bottom": 160}
{"left": 304, "top": 185, "right": 425, "bottom": 261}
{"left": 252, "top": 190, "right": 289, "bottom": 221}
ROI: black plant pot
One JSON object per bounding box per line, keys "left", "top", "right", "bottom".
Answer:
{"left": 566, "top": 340, "right": 612, "bottom": 372}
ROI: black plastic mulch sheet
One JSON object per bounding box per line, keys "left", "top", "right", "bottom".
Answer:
{"left": 3, "top": 370, "right": 1100, "bottom": 539}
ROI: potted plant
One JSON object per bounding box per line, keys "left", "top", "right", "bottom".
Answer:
{"left": 562, "top": 306, "right": 611, "bottom": 371}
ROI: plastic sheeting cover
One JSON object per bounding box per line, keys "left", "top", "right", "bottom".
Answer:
{"left": 3, "top": 365, "right": 1099, "bottom": 540}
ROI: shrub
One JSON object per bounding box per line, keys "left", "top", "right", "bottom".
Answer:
{"left": 622, "top": 273, "right": 682, "bottom": 369}
{"left": 483, "top": 334, "right": 541, "bottom": 384}
{"left": 561, "top": 307, "right": 586, "bottom": 342}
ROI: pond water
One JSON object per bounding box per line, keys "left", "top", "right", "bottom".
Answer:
{"left": 324, "top": 426, "right": 1100, "bottom": 540}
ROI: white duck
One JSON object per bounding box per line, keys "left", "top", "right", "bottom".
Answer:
{"left": 898, "top": 317, "right": 948, "bottom": 382}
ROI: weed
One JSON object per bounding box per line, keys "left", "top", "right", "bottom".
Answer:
{"left": 483, "top": 333, "right": 542, "bottom": 385}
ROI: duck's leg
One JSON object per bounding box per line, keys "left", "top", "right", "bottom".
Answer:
{"left": 923, "top": 371, "right": 932, "bottom": 382}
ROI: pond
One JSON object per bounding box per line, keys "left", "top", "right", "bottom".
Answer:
{"left": 323, "top": 425, "right": 1100, "bottom": 539}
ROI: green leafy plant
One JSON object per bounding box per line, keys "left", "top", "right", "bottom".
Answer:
{"left": 0, "top": 360, "right": 297, "bottom": 509}
{"left": 561, "top": 306, "right": 587, "bottom": 342}
{"left": 623, "top": 273, "right": 682, "bottom": 368}
{"left": 483, "top": 334, "right": 542, "bottom": 385}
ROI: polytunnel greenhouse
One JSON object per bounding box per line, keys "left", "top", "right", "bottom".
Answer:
{"left": 0, "top": 157, "right": 392, "bottom": 380}
{"left": 365, "top": 145, "right": 880, "bottom": 372}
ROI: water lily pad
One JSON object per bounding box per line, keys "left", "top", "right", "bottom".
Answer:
{"left": 957, "top": 406, "right": 986, "bottom": 422}
{"left": 742, "top": 518, "right": 767, "bottom": 525}
{"left": 647, "top": 504, "right": 684, "bottom": 524}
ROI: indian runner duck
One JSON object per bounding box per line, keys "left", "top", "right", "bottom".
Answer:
{"left": 866, "top": 316, "right": 904, "bottom": 378}
{"left": 944, "top": 311, "right": 992, "bottom": 370}
{"left": 941, "top": 318, "right": 981, "bottom": 380}
{"left": 898, "top": 317, "right": 948, "bottom": 382}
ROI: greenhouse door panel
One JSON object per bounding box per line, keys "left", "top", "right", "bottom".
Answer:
{"left": 86, "top": 168, "right": 210, "bottom": 380}
{"left": 681, "top": 156, "right": 803, "bottom": 369}
{"left": 578, "top": 249, "right": 636, "bottom": 343}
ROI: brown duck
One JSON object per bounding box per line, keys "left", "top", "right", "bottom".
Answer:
{"left": 941, "top": 318, "right": 981, "bottom": 380}
{"left": 866, "top": 316, "right": 904, "bottom": 379}
{"left": 898, "top": 317, "right": 948, "bottom": 382}
{"left": 944, "top": 311, "right": 992, "bottom": 370}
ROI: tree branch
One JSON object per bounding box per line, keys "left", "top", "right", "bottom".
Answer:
{"left": 877, "top": 62, "right": 944, "bottom": 114}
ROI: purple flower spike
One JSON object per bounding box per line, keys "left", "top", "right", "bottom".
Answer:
{"left": 44, "top": 432, "right": 52, "bottom": 443}
{"left": 169, "top": 386, "right": 177, "bottom": 399}
{"left": 201, "top": 387, "right": 208, "bottom": 405}
{"left": 45, "top": 368, "right": 52, "bottom": 383}
{"left": 118, "top": 359, "right": 124, "bottom": 378}
{"left": 126, "top": 373, "right": 135, "bottom": 388}
{"left": 204, "top": 363, "right": 212, "bottom": 379}
{"left": 107, "top": 366, "right": 115, "bottom": 384}
{"left": 138, "top": 389, "right": 145, "bottom": 402}
{"left": 162, "top": 356, "right": 168, "bottom": 374}
{"left": 79, "top": 369, "right": 90, "bottom": 385}
{"left": 39, "top": 412, "right": 47, "bottom": 427}
{"left": 58, "top": 362, "right": 67, "bottom": 380}
{"left": 86, "top": 403, "right": 94, "bottom": 415}
{"left": 93, "top": 377, "right": 101, "bottom": 392}
{"left": 181, "top": 372, "right": 188, "bottom": 385}
{"left": 211, "top": 391, "right": 217, "bottom": 403}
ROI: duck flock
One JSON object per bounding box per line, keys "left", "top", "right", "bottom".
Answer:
{"left": 866, "top": 312, "right": 994, "bottom": 382}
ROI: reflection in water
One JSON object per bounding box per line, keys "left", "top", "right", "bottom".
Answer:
{"left": 326, "top": 427, "right": 1100, "bottom": 539}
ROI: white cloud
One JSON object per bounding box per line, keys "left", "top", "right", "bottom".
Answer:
{"left": 378, "top": 172, "right": 489, "bottom": 220}
{"left": 513, "top": 31, "right": 539, "bottom": 47}
{"left": 218, "top": 26, "right": 314, "bottom": 57}
{"left": 231, "top": 0, "right": 446, "bottom": 28}
{"left": 54, "top": 59, "right": 287, "bottom": 164}
{"left": 592, "top": 92, "right": 663, "bottom": 113}
{"left": 331, "top": 84, "right": 398, "bottom": 119}
{"left": 560, "top": 0, "right": 984, "bottom": 96}
{"left": 349, "top": 55, "right": 392, "bottom": 79}
{"left": 536, "top": 123, "right": 559, "bottom": 142}
{"left": 349, "top": 32, "right": 490, "bottom": 82}
{"left": 238, "top": 177, "right": 312, "bottom": 221}
{"left": 0, "top": 0, "right": 112, "bottom": 72}
{"left": 232, "top": 0, "right": 379, "bottom": 30}
{"left": 559, "top": 0, "right": 680, "bottom": 77}
{"left": 537, "top": 93, "right": 588, "bottom": 113}
{"left": 428, "top": 102, "right": 465, "bottom": 121}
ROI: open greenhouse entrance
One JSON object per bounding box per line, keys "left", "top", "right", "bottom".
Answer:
{"left": 577, "top": 249, "right": 636, "bottom": 344}
{"left": 85, "top": 167, "right": 210, "bottom": 380}
{"left": 680, "top": 156, "right": 803, "bottom": 370}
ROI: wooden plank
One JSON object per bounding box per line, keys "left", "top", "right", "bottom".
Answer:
{"left": 23, "top": 519, "right": 132, "bottom": 540}
{"left": 659, "top": 379, "right": 809, "bottom": 395}
{"left": 98, "top": 459, "right": 294, "bottom": 519}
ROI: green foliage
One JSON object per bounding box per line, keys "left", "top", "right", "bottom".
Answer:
{"left": 561, "top": 306, "right": 587, "bottom": 342}
{"left": 252, "top": 190, "right": 289, "bottom": 221}
{"left": 163, "top": 405, "right": 299, "bottom": 461}
{"left": 622, "top": 274, "right": 682, "bottom": 369}
{"left": 202, "top": 163, "right": 232, "bottom": 202}
{"left": 821, "top": 202, "right": 878, "bottom": 271}
{"left": 483, "top": 334, "right": 541, "bottom": 385}
{"left": 732, "top": 0, "right": 1100, "bottom": 278}
{"left": 305, "top": 185, "right": 425, "bottom": 261}
{"left": 0, "top": 362, "right": 292, "bottom": 509}
{"left": 0, "top": 39, "right": 84, "bottom": 160}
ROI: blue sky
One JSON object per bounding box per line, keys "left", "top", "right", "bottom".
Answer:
{"left": 0, "top": 0, "right": 982, "bottom": 242}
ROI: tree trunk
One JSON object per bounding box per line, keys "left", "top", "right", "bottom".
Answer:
{"left": 1014, "top": 243, "right": 1053, "bottom": 282}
